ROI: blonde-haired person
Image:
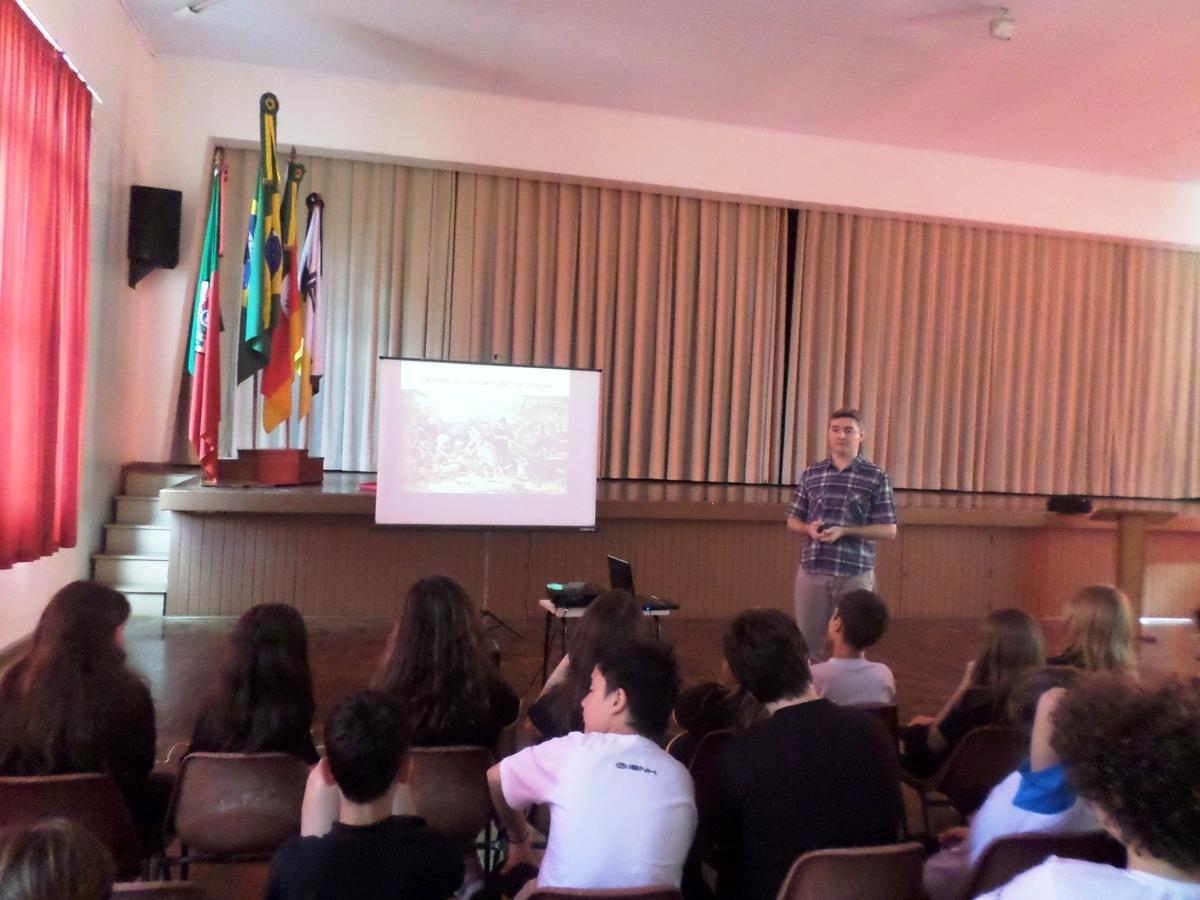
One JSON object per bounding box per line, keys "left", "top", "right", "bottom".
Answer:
{"left": 1047, "top": 585, "right": 1135, "bottom": 674}
{"left": 0, "top": 819, "right": 115, "bottom": 900}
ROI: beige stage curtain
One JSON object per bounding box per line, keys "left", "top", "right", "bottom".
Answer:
{"left": 1114, "top": 246, "right": 1200, "bottom": 498}
{"left": 785, "top": 209, "right": 1200, "bottom": 499}
{"left": 213, "top": 150, "right": 790, "bottom": 481}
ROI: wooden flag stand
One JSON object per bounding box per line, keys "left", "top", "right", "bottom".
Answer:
{"left": 209, "top": 374, "right": 324, "bottom": 487}
{"left": 214, "top": 448, "right": 323, "bottom": 486}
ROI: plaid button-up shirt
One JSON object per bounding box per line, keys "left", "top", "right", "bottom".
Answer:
{"left": 788, "top": 456, "right": 897, "bottom": 576}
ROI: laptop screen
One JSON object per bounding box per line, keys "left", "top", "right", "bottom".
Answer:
{"left": 607, "top": 555, "right": 635, "bottom": 593}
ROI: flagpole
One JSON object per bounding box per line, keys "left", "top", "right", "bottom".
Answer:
{"left": 251, "top": 372, "right": 259, "bottom": 449}
{"left": 284, "top": 144, "right": 298, "bottom": 454}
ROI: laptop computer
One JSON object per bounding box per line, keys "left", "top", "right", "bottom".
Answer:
{"left": 606, "top": 555, "right": 678, "bottom": 611}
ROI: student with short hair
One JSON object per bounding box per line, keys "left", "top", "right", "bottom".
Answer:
{"left": 978, "top": 677, "right": 1200, "bottom": 899}
{"left": 526, "top": 589, "right": 649, "bottom": 740}
{"left": 488, "top": 641, "right": 697, "bottom": 891}
{"left": 810, "top": 588, "right": 896, "bottom": 705}
{"left": 713, "top": 609, "right": 901, "bottom": 900}
{"left": 266, "top": 691, "right": 463, "bottom": 900}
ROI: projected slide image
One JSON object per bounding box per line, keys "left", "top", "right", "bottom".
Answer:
{"left": 377, "top": 359, "right": 600, "bottom": 527}
{"left": 397, "top": 389, "right": 569, "bottom": 496}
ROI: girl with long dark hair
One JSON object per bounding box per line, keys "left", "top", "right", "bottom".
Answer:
{"left": 0, "top": 582, "right": 160, "bottom": 843}
{"left": 901, "top": 607, "right": 1045, "bottom": 777}
{"left": 372, "top": 575, "right": 518, "bottom": 747}
{"left": 189, "top": 603, "right": 318, "bottom": 763}
{"left": 301, "top": 575, "right": 518, "bottom": 838}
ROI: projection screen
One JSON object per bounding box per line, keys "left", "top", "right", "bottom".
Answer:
{"left": 376, "top": 358, "right": 601, "bottom": 528}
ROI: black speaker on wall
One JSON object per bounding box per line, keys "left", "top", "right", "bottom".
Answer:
{"left": 128, "top": 185, "right": 182, "bottom": 287}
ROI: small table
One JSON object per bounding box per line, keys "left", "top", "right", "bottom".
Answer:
{"left": 538, "top": 598, "right": 673, "bottom": 685}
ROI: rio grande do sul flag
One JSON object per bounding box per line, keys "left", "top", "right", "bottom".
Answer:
{"left": 187, "top": 150, "right": 225, "bottom": 482}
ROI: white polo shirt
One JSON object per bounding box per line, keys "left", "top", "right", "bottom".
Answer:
{"left": 499, "top": 731, "right": 697, "bottom": 889}
{"left": 810, "top": 657, "right": 896, "bottom": 706}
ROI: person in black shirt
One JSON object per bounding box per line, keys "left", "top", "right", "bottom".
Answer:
{"left": 901, "top": 608, "right": 1044, "bottom": 778}
{"left": 189, "top": 603, "right": 319, "bottom": 764}
{"left": 265, "top": 691, "right": 463, "bottom": 900}
{"left": 712, "top": 609, "right": 901, "bottom": 900}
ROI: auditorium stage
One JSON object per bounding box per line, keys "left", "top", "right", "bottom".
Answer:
{"left": 158, "top": 475, "right": 1200, "bottom": 620}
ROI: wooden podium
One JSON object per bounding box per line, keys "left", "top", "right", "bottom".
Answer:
{"left": 212, "top": 448, "right": 323, "bottom": 487}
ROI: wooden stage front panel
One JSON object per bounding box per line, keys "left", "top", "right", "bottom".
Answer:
{"left": 160, "top": 477, "right": 1200, "bottom": 620}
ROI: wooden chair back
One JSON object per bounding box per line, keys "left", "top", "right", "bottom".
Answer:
{"left": 775, "top": 842, "right": 925, "bottom": 900}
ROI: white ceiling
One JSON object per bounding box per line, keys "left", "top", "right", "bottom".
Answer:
{"left": 122, "top": 0, "right": 1200, "bottom": 182}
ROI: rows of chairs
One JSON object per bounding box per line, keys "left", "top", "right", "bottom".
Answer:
{"left": 0, "top": 724, "right": 1123, "bottom": 900}
{"left": 0, "top": 747, "right": 496, "bottom": 893}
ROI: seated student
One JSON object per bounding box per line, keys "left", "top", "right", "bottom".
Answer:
{"left": 1047, "top": 584, "right": 1136, "bottom": 674}
{"left": 923, "top": 667, "right": 1098, "bottom": 900}
{"left": 713, "top": 609, "right": 901, "bottom": 900}
{"left": 0, "top": 582, "right": 163, "bottom": 849}
{"left": 0, "top": 819, "right": 115, "bottom": 900}
{"left": 488, "top": 641, "right": 697, "bottom": 891}
{"left": 189, "top": 603, "right": 319, "bottom": 763}
{"left": 810, "top": 588, "right": 895, "bottom": 706}
{"left": 978, "top": 677, "right": 1200, "bottom": 899}
{"left": 668, "top": 677, "right": 764, "bottom": 767}
{"left": 266, "top": 691, "right": 463, "bottom": 900}
{"left": 526, "top": 590, "right": 647, "bottom": 741}
{"left": 302, "top": 575, "right": 518, "bottom": 836}
{"left": 901, "top": 607, "right": 1044, "bottom": 778}
{"left": 375, "top": 576, "right": 519, "bottom": 748}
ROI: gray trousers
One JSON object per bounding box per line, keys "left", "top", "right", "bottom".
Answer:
{"left": 793, "top": 568, "right": 876, "bottom": 662}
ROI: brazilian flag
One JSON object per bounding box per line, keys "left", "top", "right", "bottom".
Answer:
{"left": 237, "top": 92, "right": 284, "bottom": 383}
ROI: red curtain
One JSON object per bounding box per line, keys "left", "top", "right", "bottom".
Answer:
{"left": 0, "top": 0, "right": 92, "bottom": 569}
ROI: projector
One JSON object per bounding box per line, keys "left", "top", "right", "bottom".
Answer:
{"left": 546, "top": 581, "right": 604, "bottom": 607}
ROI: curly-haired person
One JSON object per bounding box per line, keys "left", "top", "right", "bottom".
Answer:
{"left": 978, "top": 676, "right": 1200, "bottom": 899}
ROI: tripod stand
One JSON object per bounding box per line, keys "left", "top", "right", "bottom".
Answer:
{"left": 481, "top": 608, "right": 522, "bottom": 639}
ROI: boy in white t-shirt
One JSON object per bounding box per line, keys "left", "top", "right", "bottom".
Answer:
{"left": 809, "top": 589, "right": 896, "bottom": 706}
{"left": 487, "top": 641, "right": 697, "bottom": 892}
{"left": 978, "top": 677, "right": 1200, "bottom": 900}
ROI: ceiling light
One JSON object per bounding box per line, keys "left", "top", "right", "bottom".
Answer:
{"left": 990, "top": 7, "right": 1015, "bottom": 40}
